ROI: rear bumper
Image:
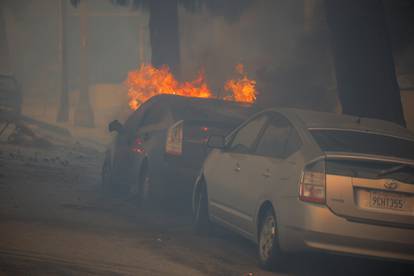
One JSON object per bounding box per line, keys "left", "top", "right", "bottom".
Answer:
{"left": 279, "top": 200, "right": 414, "bottom": 262}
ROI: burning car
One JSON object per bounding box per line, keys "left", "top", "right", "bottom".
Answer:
{"left": 102, "top": 94, "right": 253, "bottom": 205}
{"left": 193, "top": 108, "right": 414, "bottom": 270}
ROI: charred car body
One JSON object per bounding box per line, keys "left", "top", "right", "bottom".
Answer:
{"left": 193, "top": 108, "right": 414, "bottom": 269}
{"left": 103, "top": 94, "right": 253, "bottom": 205}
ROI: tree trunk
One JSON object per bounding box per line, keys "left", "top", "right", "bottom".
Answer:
{"left": 74, "top": 0, "right": 94, "bottom": 127}
{"left": 0, "top": 4, "right": 10, "bottom": 74}
{"left": 324, "top": 0, "right": 406, "bottom": 126}
{"left": 57, "top": 0, "right": 69, "bottom": 122}
{"left": 148, "top": 0, "right": 180, "bottom": 77}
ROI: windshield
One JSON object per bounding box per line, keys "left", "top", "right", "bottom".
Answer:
{"left": 310, "top": 129, "right": 414, "bottom": 160}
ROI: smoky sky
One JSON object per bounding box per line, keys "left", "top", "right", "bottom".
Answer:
{"left": 1, "top": 0, "right": 413, "bottom": 106}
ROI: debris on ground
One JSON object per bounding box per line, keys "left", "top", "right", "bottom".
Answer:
{"left": 1, "top": 120, "right": 53, "bottom": 148}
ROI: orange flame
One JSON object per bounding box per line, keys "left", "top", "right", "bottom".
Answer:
{"left": 224, "top": 64, "right": 257, "bottom": 103}
{"left": 125, "top": 63, "right": 256, "bottom": 110}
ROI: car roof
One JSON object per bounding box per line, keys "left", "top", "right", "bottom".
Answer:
{"left": 124, "top": 94, "right": 253, "bottom": 128}
{"left": 145, "top": 94, "right": 251, "bottom": 108}
{"left": 274, "top": 108, "right": 414, "bottom": 140}
{"left": 147, "top": 94, "right": 253, "bottom": 119}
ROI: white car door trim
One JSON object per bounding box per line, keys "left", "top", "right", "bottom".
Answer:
{"left": 210, "top": 200, "right": 253, "bottom": 223}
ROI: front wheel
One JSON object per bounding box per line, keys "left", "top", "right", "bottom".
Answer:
{"left": 192, "top": 181, "right": 211, "bottom": 235}
{"left": 258, "top": 209, "right": 284, "bottom": 271}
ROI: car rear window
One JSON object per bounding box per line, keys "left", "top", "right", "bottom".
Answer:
{"left": 326, "top": 159, "right": 414, "bottom": 184}
{"left": 310, "top": 129, "right": 414, "bottom": 160}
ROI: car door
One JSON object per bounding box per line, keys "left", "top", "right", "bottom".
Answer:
{"left": 113, "top": 102, "right": 167, "bottom": 185}
{"left": 232, "top": 113, "right": 303, "bottom": 235}
{"left": 134, "top": 103, "right": 168, "bottom": 155}
{"left": 131, "top": 103, "right": 173, "bottom": 183}
{"left": 110, "top": 108, "right": 148, "bottom": 186}
{"left": 207, "top": 114, "right": 268, "bottom": 235}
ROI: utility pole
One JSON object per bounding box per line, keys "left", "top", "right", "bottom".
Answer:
{"left": 74, "top": 0, "right": 94, "bottom": 127}
{"left": 57, "top": 0, "right": 69, "bottom": 122}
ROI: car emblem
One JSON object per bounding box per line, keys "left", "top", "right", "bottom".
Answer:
{"left": 384, "top": 180, "right": 398, "bottom": 190}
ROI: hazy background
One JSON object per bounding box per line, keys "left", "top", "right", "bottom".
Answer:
{"left": 1, "top": 0, "right": 413, "bottom": 129}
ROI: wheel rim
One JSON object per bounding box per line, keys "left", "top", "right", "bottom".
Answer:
{"left": 260, "top": 214, "right": 276, "bottom": 261}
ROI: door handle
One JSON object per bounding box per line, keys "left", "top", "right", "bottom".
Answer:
{"left": 234, "top": 163, "right": 241, "bottom": 172}
{"left": 262, "top": 170, "right": 271, "bottom": 178}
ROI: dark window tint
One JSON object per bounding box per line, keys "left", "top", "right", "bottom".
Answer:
{"left": 326, "top": 159, "right": 414, "bottom": 184}
{"left": 310, "top": 130, "right": 414, "bottom": 160}
{"left": 255, "top": 115, "right": 301, "bottom": 158}
{"left": 285, "top": 127, "right": 302, "bottom": 156}
{"left": 229, "top": 115, "right": 267, "bottom": 154}
{"left": 140, "top": 105, "right": 165, "bottom": 127}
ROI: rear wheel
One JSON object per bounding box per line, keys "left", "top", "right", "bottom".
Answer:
{"left": 129, "top": 161, "right": 150, "bottom": 206}
{"left": 137, "top": 165, "right": 150, "bottom": 206}
{"left": 258, "top": 209, "right": 284, "bottom": 270}
{"left": 192, "top": 180, "right": 211, "bottom": 235}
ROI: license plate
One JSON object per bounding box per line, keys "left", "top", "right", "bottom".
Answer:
{"left": 369, "top": 191, "right": 410, "bottom": 212}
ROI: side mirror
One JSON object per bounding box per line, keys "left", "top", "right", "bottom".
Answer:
{"left": 207, "top": 135, "right": 226, "bottom": 149}
{"left": 108, "top": 120, "right": 124, "bottom": 133}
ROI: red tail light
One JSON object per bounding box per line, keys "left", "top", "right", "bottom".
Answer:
{"left": 165, "top": 120, "right": 183, "bottom": 155}
{"left": 299, "top": 159, "right": 326, "bottom": 204}
{"left": 131, "top": 137, "right": 145, "bottom": 154}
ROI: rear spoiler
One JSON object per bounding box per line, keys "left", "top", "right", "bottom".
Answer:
{"left": 324, "top": 152, "right": 414, "bottom": 166}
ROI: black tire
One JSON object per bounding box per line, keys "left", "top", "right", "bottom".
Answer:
{"left": 101, "top": 157, "right": 113, "bottom": 194}
{"left": 192, "top": 180, "right": 211, "bottom": 235}
{"left": 258, "top": 208, "right": 284, "bottom": 271}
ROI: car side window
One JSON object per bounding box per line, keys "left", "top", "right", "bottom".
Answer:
{"left": 140, "top": 105, "right": 165, "bottom": 128}
{"left": 255, "top": 114, "right": 301, "bottom": 158}
{"left": 228, "top": 115, "right": 267, "bottom": 154}
{"left": 285, "top": 127, "right": 302, "bottom": 156}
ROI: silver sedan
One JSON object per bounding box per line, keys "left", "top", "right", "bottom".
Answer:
{"left": 192, "top": 108, "right": 414, "bottom": 270}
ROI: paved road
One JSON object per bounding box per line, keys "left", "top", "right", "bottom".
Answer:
{"left": 0, "top": 142, "right": 412, "bottom": 275}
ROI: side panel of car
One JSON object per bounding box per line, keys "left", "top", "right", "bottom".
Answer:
{"left": 111, "top": 129, "right": 137, "bottom": 187}
{"left": 205, "top": 114, "right": 268, "bottom": 238}
{"left": 250, "top": 113, "right": 306, "bottom": 242}
{"left": 108, "top": 100, "right": 168, "bottom": 191}
{"left": 205, "top": 110, "right": 314, "bottom": 244}
{"left": 205, "top": 151, "right": 250, "bottom": 233}
{"left": 109, "top": 101, "right": 149, "bottom": 184}
{"left": 133, "top": 104, "right": 173, "bottom": 193}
